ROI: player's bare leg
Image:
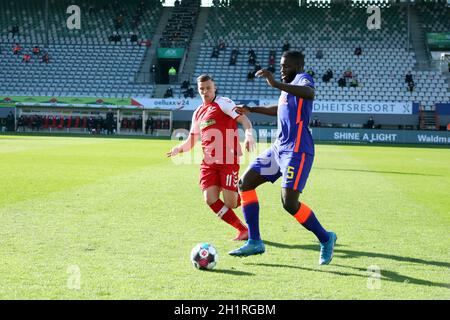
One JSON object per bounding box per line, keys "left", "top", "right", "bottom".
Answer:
{"left": 222, "top": 189, "right": 238, "bottom": 209}
{"left": 280, "top": 187, "right": 301, "bottom": 215}
{"left": 239, "top": 168, "right": 268, "bottom": 192}
{"left": 204, "top": 186, "right": 248, "bottom": 240}
{"left": 222, "top": 187, "right": 241, "bottom": 208}
{"left": 203, "top": 185, "right": 221, "bottom": 205}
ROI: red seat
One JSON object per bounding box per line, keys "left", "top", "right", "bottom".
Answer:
{"left": 58, "top": 117, "right": 64, "bottom": 129}
{"left": 43, "top": 116, "right": 49, "bottom": 129}
{"left": 66, "top": 116, "right": 72, "bottom": 128}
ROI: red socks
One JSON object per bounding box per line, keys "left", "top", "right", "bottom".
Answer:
{"left": 209, "top": 199, "right": 247, "bottom": 231}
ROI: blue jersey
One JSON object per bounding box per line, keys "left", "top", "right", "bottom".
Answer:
{"left": 274, "top": 72, "right": 315, "bottom": 156}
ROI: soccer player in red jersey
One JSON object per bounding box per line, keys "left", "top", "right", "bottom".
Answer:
{"left": 167, "top": 74, "right": 256, "bottom": 241}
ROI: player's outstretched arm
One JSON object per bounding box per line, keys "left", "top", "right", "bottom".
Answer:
{"left": 235, "top": 104, "right": 278, "bottom": 116}
{"left": 256, "top": 69, "right": 315, "bottom": 100}
{"left": 236, "top": 114, "right": 256, "bottom": 152}
{"left": 166, "top": 133, "right": 199, "bottom": 157}
{"left": 167, "top": 113, "right": 201, "bottom": 157}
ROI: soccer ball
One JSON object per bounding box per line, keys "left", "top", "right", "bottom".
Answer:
{"left": 190, "top": 243, "right": 218, "bottom": 270}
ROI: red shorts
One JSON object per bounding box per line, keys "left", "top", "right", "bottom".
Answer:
{"left": 199, "top": 163, "right": 239, "bottom": 192}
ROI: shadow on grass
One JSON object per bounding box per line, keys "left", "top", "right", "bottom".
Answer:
{"left": 244, "top": 262, "right": 450, "bottom": 289}
{"left": 315, "top": 167, "right": 442, "bottom": 177}
{"left": 264, "top": 240, "right": 450, "bottom": 269}
{"left": 210, "top": 269, "right": 255, "bottom": 276}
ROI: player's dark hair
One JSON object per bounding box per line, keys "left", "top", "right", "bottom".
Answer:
{"left": 282, "top": 50, "right": 305, "bottom": 68}
{"left": 197, "top": 74, "right": 214, "bottom": 82}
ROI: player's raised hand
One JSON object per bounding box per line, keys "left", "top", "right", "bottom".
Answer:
{"left": 235, "top": 105, "right": 251, "bottom": 115}
{"left": 256, "top": 69, "right": 277, "bottom": 88}
{"left": 166, "top": 146, "right": 181, "bottom": 157}
{"left": 244, "top": 132, "right": 256, "bottom": 152}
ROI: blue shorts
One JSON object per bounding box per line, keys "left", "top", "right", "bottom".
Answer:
{"left": 249, "top": 145, "right": 314, "bottom": 192}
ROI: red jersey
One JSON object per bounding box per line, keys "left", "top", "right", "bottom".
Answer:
{"left": 190, "top": 96, "right": 242, "bottom": 165}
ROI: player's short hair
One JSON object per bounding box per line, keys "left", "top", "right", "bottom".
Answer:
{"left": 197, "top": 74, "right": 214, "bottom": 83}
{"left": 282, "top": 50, "right": 305, "bottom": 68}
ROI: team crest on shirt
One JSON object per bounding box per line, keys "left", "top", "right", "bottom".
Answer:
{"left": 208, "top": 106, "right": 216, "bottom": 111}
{"left": 200, "top": 119, "right": 216, "bottom": 129}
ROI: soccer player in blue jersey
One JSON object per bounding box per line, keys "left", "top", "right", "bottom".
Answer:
{"left": 229, "top": 50, "right": 337, "bottom": 265}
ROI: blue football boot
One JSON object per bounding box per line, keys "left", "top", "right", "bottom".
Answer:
{"left": 228, "top": 239, "right": 265, "bottom": 257}
{"left": 319, "top": 231, "right": 337, "bottom": 265}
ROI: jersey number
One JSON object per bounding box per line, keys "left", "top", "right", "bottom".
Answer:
{"left": 226, "top": 172, "right": 238, "bottom": 187}
{"left": 287, "top": 166, "right": 295, "bottom": 180}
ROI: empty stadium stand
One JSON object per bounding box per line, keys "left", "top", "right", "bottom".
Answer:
{"left": 415, "top": 0, "right": 450, "bottom": 33}
{"left": 159, "top": 0, "right": 200, "bottom": 48}
{"left": 0, "top": 0, "right": 162, "bottom": 45}
{"left": 0, "top": 0, "right": 163, "bottom": 98}
{"left": 0, "top": 0, "right": 448, "bottom": 110}
{"left": 184, "top": 0, "right": 449, "bottom": 108}
{"left": 0, "top": 43, "right": 153, "bottom": 98}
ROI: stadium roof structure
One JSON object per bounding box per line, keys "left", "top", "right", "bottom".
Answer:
{"left": 159, "top": 0, "right": 450, "bottom": 7}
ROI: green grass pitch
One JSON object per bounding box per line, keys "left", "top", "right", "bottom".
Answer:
{"left": 0, "top": 135, "right": 449, "bottom": 299}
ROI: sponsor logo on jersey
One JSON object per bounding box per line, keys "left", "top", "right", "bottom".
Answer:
{"left": 200, "top": 119, "right": 216, "bottom": 129}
